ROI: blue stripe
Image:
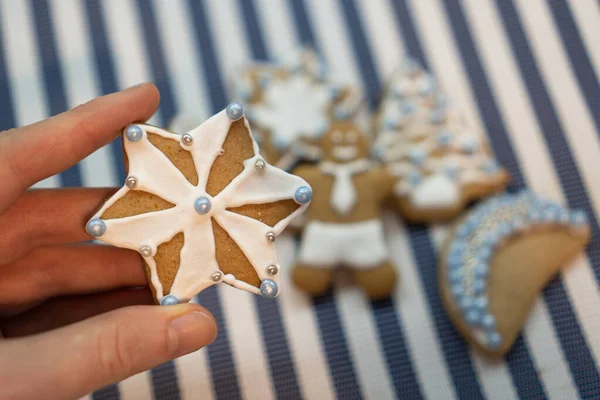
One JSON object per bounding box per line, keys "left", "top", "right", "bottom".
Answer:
{"left": 91, "top": 387, "right": 120, "bottom": 400}
{"left": 337, "top": 1, "right": 424, "bottom": 398}
{"left": 237, "top": 0, "right": 268, "bottom": 60}
{"left": 547, "top": 0, "right": 600, "bottom": 140}
{"left": 493, "top": 1, "right": 600, "bottom": 397}
{"left": 370, "top": 300, "right": 423, "bottom": 399}
{"left": 286, "top": 0, "right": 317, "bottom": 49}
{"left": 135, "top": 0, "right": 177, "bottom": 126}
{"left": 186, "top": 1, "right": 244, "bottom": 398}
{"left": 388, "top": 0, "right": 429, "bottom": 71}
{"left": 0, "top": 6, "right": 15, "bottom": 131}
{"left": 83, "top": 0, "right": 127, "bottom": 184}
{"left": 133, "top": 2, "right": 182, "bottom": 397}
{"left": 437, "top": 2, "right": 547, "bottom": 397}
{"left": 313, "top": 292, "right": 364, "bottom": 399}
{"left": 30, "top": 0, "right": 82, "bottom": 187}
{"left": 186, "top": 0, "right": 228, "bottom": 114}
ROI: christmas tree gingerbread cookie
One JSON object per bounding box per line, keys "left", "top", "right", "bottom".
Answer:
{"left": 440, "top": 191, "right": 589, "bottom": 357}
{"left": 235, "top": 48, "right": 359, "bottom": 170}
{"left": 291, "top": 119, "right": 397, "bottom": 300}
{"left": 375, "top": 59, "right": 510, "bottom": 223}
{"left": 85, "top": 103, "right": 312, "bottom": 305}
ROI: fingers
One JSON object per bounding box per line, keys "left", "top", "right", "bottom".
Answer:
{"left": 0, "top": 244, "right": 146, "bottom": 316}
{"left": 1, "top": 287, "right": 154, "bottom": 337}
{"left": 0, "top": 188, "right": 117, "bottom": 264}
{"left": 0, "top": 82, "right": 160, "bottom": 212}
{"left": 0, "top": 303, "right": 217, "bottom": 400}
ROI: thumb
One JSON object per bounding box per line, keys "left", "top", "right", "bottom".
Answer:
{"left": 0, "top": 303, "right": 217, "bottom": 400}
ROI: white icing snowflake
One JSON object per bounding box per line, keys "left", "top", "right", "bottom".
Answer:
{"left": 85, "top": 103, "right": 312, "bottom": 304}
{"left": 248, "top": 74, "right": 333, "bottom": 148}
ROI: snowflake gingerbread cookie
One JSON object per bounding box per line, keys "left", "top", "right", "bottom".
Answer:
{"left": 235, "top": 48, "right": 360, "bottom": 170}
{"left": 85, "top": 103, "right": 312, "bottom": 305}
{"left": 374, "top": 59, "right": 510, "bottom": 223}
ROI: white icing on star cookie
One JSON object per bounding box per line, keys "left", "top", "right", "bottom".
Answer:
{"left": 86, "top": 104, "right": 312, "bottom": 303}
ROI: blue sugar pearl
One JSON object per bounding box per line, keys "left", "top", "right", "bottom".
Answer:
{"left": 450, "top": 241, "right": 466, "bottom": 257}
{"left": 473, "top": 279, "right": 487, "bottom": 294}
{"left": 226, "top": 102, "right": 244, "bottom": 120}
{"left": 444, "top": 163, "right": 460, "bottom": 180}
{"left": 478, "top": 247, "right": 492, "bottom": 263}
{"left": 449, "top": 269, "right": 463, "bottom": 284}
{"left": 402, "top": 100, "right": 416, "bottom": 115}
{"left": 448, "top": 254, "right": 463, "bottom": 271}
{"left": 429, "top": 109, "right": 445, "bottom": 124}
{"left": 482, "top": 314, "right": 496, "bottom": 331}
{"left": 160, "top": 294, "right": 180, "bottom": 306}
{"left": 459, "top": 296, "right": 473, "bottom": 311}
{"left": 86, "top": 218, "right": 106, "bottom": 237}
{"left": 194, "top": 196, "right": 212, "bottom": 215}
{"left": 474, "top": 296, "right": 489, "bottom": 311}
{"left": 481, "top": 159, "right": 499, "bottom": 174}
{"left": 474, "top": 262, "right": 489, "bottom": 278}
{"left": 407, "top": 171, "right": 422, "bottom": 187}
{"left": 527, "top": 208, "right": 542, "bottom": 222}
{"left": 487, "top": 332, "right": 502, "bottom": 349}
{"left": 125, "top": 125, "right": 143, "bottom": 142}
{"left": 409, "top": 149, "right": 427, "bottom": 165}
{"left": 329, "top": 86, "right": 342, "bottom": 100}
{"left": 558, "top": 211, "right": 571, "bottom": 224}
{"left": 455, "top": 224, "right": 471, "bottom": 239}
{"left": 260, "top": 279, "right": 279, "bottom": 299}
{"left": 384, "top": 118, "right": 398, "bottom": 130}
{"left": 437, "top": 129, "right": 453, "bottom": 147}
{"left": 570, "top": 210, "right": 588, "bottom": 226}
{"left": 451, "top": 284, "right": 464, "bottom": 299}
{"left": 466, "top": 310, "right": 481, "bottom": 326}
{"left": 419, "top": 78, "right": 434, "bottom": 96}
{"left": 295, "top": 186, "right": 312, "bottom": 204}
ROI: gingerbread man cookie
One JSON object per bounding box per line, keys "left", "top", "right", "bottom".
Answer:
{"left": 440, "top": 191, "right": 589, "bottom": 357}
{"left": 374, "top": 59, "right": 510, "bottom": 223}
{"left": 85, "top": 103, "right": 312, "bottom": 305}
{"left": 291, "top": 119, "right": 397, "bottom": 300}
{"left": 235, "top": 48, "right": 360, "bottom": 170}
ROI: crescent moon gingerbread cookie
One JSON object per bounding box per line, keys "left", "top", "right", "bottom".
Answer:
{"left": 85, "top": 103, "right": 312, "bottom": 305}
{"left": 374, "top": 59, "right": 510, "bottom": 223}
{"left": 235, "top": 48, "right": 360, "bottom": 170}
{"left": 440, "top": 191, "right": 589, "bottom": 357}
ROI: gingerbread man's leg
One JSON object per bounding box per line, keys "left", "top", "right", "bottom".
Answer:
{"left": 351, "top": 262, "right": 397, "bottom": 300}
{"left": 291, "top": 265, "right": 334, "bottom": 296}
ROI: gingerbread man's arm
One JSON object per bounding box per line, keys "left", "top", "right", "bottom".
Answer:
{"left": 375, "top": 165, "right": 398, "bottom": 201}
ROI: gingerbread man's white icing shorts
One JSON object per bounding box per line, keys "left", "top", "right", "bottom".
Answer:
{"left": 297, "top": 219, "right": 389, "bottom": 269}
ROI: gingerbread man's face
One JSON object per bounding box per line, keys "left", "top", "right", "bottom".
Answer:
{"left": 321, "top": 121, "right": 370, "bottom": 163}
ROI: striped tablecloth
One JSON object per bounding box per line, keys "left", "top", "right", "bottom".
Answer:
{"left": 3, "top": 0, "right": 599, "bottom": 399}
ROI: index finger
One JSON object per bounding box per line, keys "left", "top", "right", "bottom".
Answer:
{"left": 0, "top": 82, "right": 160, "bottom": 213}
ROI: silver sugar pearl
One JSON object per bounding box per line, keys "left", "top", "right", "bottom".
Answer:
{"left": 181, "top": 133, "right": 194, "bottom": 145}
{"left": 125, "top": 176, "right": 138, "bottom": 189}
{"left": 266, "top": 232, "right": 276, "bottom": 243}
{"left": 211, "top": 271, "right": 223, "bottom": 282}
{"left": 125, "top": 125, "right": 143, "bottom": 142}
{"left": 194, "top": 196, "right": 212, "bottom": 215}
{"left": 139, "top": 245, "right": 153, "bottom": 257}
{"left": 267, "top": 265, "right": 279, "bottom": 276}
{"left": 255, "top": 159, "right": 266, "bottom": 172}
{"left": 160, "top": 295, "right": 180, "bottom": 306}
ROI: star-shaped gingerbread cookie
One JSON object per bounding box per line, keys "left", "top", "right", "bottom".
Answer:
{"left": 85, "top": 103, "right": 312, "bottom": 305}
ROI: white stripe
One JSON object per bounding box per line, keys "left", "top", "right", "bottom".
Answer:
{"left": 149, "top": 2, "right": 215, "bottom": 396}
{"left": 118, "top": 372, "right": 154, "bottom": 400}
{"left": 151, "top": 0, "right": 210, "bottom": 123}
{"left": 353, "top": 0, "right": 404, "bottom": 80}
{"left": 48, "top": 0, "right": 117, "bottom": 188}
{"left": 335, "top": 280, "right": 396, "bottom": 400}
{"left": 405, "top": 0, "right": 520, "bottom": 398}
{"left": 353, "top": 0, "right": 457, "bottom": 397}
{"left": 303, "top": 0, "right": 360, "bottom": 85}
{"left": 255, "top": 6, "right": 336, "bottom": 398}
{"left": 567, "top": 0, "right": 600, "bottom": 77}
{"left": 276, "top": 234, "right": 335, "bottom": 400}
{"left": 202, "top": 1, "right": 277, "bottom": 398}
{"left": 385, "top": 217, "right": 456, "bottom": 400}
{"left": 253, "top": 0, "right": 296, "bottom": 57}
{"left": 515, "top": 0, "right": 600, "bottom": 231}
{"left": 0, "top": 0, "right": 59, "bottom": 189}
{"left": 101, "top": 0, "right": 158, "bottom": 126}
{"left": 463, "top": 0, "right": 599, "bottom": 397}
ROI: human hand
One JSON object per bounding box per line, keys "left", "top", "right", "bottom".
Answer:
{"left": 0, "top": 83, "right": 217, "bottom": 400}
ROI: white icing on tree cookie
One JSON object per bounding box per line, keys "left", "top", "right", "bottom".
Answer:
{"left": 86, "top": 104, "right": 312, "bottom": 304}
{"left": 375, "top": 59, "right": 507, "bottom": 211}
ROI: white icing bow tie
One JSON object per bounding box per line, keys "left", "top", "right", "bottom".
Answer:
{"left": 320, "top": 159, "right": 371, "bottom": 216}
